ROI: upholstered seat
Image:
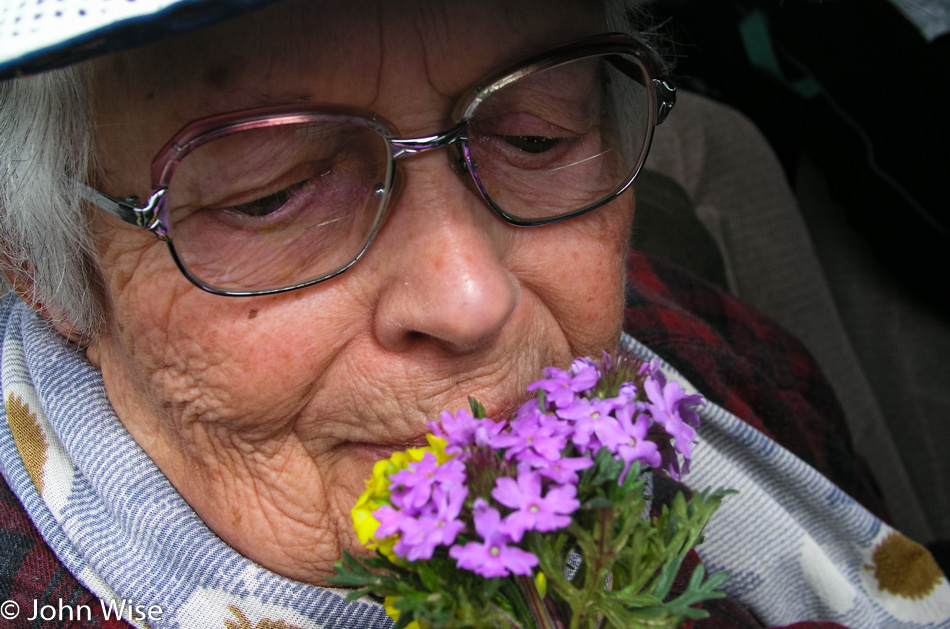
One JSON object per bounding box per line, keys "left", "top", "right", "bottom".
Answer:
{"left": 634, "top": 90, "right": 941, "bottom": 544}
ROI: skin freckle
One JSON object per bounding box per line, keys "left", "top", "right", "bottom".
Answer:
{"left": 248, "top": 309, "right": 258, "bottom": 320}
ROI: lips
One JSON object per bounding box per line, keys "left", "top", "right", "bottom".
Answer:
{"left": 320, "top": 383, "right": 536, "bottom": 465}
{"left": 481, "top": 398, "right": 528, "bottom": 423}
{"left": 338, "top": 406, "right": 509, "bottom": 463}
{"left": 340, "top": 435, "right": 431, "bottom": 464}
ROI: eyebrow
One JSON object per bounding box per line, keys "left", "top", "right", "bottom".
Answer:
{"left": 188, "top": 89, "right": 319, "bottom": 118}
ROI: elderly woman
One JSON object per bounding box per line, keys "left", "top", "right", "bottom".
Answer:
{"left": 0, "top": 0, "right": 947, "bottom": 627}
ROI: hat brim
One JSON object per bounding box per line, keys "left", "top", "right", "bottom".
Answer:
{"left": 0, "top": 0, "right": 281, "bottom": 80}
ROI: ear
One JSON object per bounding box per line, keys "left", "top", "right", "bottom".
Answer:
{"left": 1, "top": 255, "right": 88, "bottom": 347}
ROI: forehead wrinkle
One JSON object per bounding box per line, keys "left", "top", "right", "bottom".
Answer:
{"left": 366, "top": 0, "right": 386, "bottom": 119}
{"left": 365, "top": 0, "right": 455, "bottom": 133}
{"left": 187, "top": 90, "right": 317, "bottom": 118}
{"left": 412, "top": 7, "right": 458, "bottom": 116}
{"left": 416, "top": 0, "right": 606, "bottom": 101}
{"left": 141, "top": 3, "right": 386, "bottom": 112}
{"left": 410, "top": 1, "right": 495, "bottom": 101}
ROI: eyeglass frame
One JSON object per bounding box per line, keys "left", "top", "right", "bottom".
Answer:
{"left": 80, "top": 32, "right": 676, "bottom": 297}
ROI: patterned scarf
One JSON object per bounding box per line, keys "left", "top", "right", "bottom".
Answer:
{"left": 2, "top": 293, "right": 948, "bottom": 628}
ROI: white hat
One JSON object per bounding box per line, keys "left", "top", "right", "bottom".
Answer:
{"left": 0, "top": 0, "right": 276, "bottom": 79}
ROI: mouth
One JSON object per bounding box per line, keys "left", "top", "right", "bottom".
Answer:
{"left": 339, "top": 434, "right": 432, "bottom": 464}
{"left": 325, "top": 384, "right": 537, "bottom": 466}
{"left": 481, "top": 396, "right": 531, "bottom": 423}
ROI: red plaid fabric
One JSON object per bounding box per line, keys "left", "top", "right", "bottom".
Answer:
{"left": 0, "top": 253, "right": 876, "bottom": 627}
{"left": 0, "top": 478, "right": 129, "bottom": 629}
{"left": 625, "top": 252, "right": 887, "bottom": 520}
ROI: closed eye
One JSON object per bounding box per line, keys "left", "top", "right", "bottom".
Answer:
{"left": 499, "top": 135, "right": 561, "bottom": 154}
{"left": 231, "top": 182, "right": 306, "bottom": 217}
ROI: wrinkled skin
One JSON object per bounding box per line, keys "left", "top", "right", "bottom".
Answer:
{"left": 81, "top": 0, "right": 635, "bottom": 584}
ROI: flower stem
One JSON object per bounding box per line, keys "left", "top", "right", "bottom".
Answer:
{"left": 517, "top": 575, "right": 564, "bottom": 629}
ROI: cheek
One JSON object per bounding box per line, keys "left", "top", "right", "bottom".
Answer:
{"left": 516, "top": 197, "right": 632, "bottom": 356}
{"left": 93, "top": 233, "right": 361, "bottom": 435}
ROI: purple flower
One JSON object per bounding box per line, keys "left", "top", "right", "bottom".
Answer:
{"left": 372, "top": 504, "right": 404, "bottom": 539}
{"left": 557, "top": 397, "right": 625, "bottom": 454}
{"left": 492, "top": 471, "right": 579, "bottom": 542}
{"left": 517, "top": 453, "right": 593, "bottom": 485}
{"left": 389, "top": 453, "right": 466, "bottom": 513}
{"left": 393, "top": 485, "right": 468, "bottom": 561}
{"left": 648, "top": 426, "right": 683, "bottom": 480}
{"left": 643, "top": 377, "right": 702, "bottom": 461}
{"left": 429, "top": 408, "right": 505, "bottom": 455}
{"left": 527, "top": 359, "right": 600, "bottom": 409}
{"left": 678, "top": 402, "right": 702, "bottom": 429}
{"left": 614, "top": 404, "right": 661, "bottom": 483}
{"left": 640, "top": 358, "right": 662, "bottom": 379}
{"left": 450, "top": 499, "right": 538, "bottom": 578}
{"left": 491, "top": 402, "right": 568, "bottom": 463}
{"left": 617, "top": 381, "right": 639, "bottom": 403}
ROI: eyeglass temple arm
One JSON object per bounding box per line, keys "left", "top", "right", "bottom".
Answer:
{"left": 78, "top": 184, "right": 167, "bottom": 232}
{"left": 653, "top": 78, "right": 676, "bottom": 125}
{"left": 604, "top": 56, "right": 676, "bottom": 126}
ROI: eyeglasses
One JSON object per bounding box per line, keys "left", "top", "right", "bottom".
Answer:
{"left": 80, "top": 33, "right": 675, "bottom": 296}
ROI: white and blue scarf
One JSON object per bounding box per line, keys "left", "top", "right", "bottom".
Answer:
{"left": 2, "top": 293, "right": 948, "bottom": 628}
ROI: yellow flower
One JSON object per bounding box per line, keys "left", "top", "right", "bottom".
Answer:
{"left": 384, "top": 597, "right": 425, "bottom": 629}
{"left": 350, "top": 436, "right": 456, "bottom": 557}
{"left": 351, "top": 495, "right": 381, "bottom": 546}
{"left": 536, "top": 571, "right": 548, "bottom": 598}
{"left": 389, "top": 450, "right": 411, "bottom": 469}
{"left": 425, "top": 434, "right": 451, "bottom": 464}
{"left": 351, "top": 458, "right": 394, "bottom": 545}
{"left": 404, "top": 446, "right": 427, "bottom": 464}
{"left": 374, "top": 534, "right": 399, "bottom": 563}
{"left": 367, "top": 458, "right": 394, "bottom": 497}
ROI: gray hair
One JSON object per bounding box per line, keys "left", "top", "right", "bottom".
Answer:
{"left": 0, "top": 0, "right": 658, "bottom": 340}
{"left": 0, "top": 64, "right": 104, "bottom": 337}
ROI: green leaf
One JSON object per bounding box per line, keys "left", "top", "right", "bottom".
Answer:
{"left": 580, "top": 496, "right": 613, "bottom": 510}
{"left": 469, "top": 396, "right": 487, "bottom": 419}
{"left": 586, "top": 448, "right": 623, "bottom": 487}
{"left": 617, "top": 462, "right": 645, "bottom": 496}
{"left": 417, "top": 561, "right": 442, "bottom": 592}
{"left": 655, "top": 564, "right": 730, "bottom": 621}
{"left": 327, "top": 552, "right": 377, "bottom": 588}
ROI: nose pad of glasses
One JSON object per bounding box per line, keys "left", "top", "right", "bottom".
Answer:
{"left": 377, "top": 167, "right": 405, "bottom": 228}
{"left": 450, "top": 144, "right": 489, "bottom": 202}
{"left": 450, "top": 145, "right": 469, "bottom": 177}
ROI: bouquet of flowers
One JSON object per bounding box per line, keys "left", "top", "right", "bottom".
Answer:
{"left": 330, "top": 353, "right": 731, "bottom": 629}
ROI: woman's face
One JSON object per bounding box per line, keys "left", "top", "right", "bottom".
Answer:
{"left": 86, "top": 0, "right": 634, "bottom": 584}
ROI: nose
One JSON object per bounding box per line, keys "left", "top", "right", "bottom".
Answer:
{"left": 370, "top": 151, "right": 521, "bottom": 354}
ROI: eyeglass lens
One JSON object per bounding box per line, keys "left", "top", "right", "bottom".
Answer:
{"left": 164, "top": 52, "right": 651, "bottom": 293}
{"left": 468, "top": 53, "right": 650, "bottom": 222}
